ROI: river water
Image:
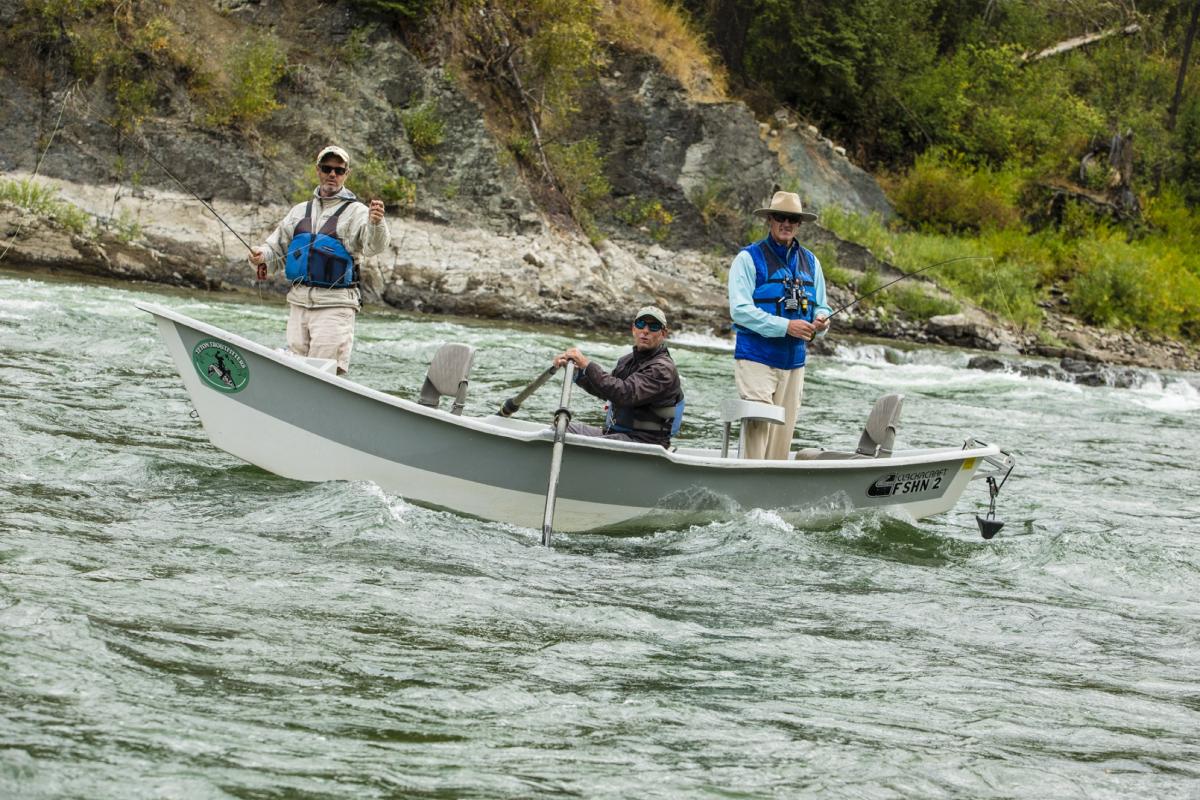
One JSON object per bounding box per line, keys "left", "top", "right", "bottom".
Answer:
{"left": 2, "top": 270, "right": 1199, "bottom": 799}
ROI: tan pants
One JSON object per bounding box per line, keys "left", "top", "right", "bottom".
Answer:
{"left": 734, "top": 359, "right": 805, "bottom": 460}
{"left": 286, "top": 305, "right": 357, "bottom": 374}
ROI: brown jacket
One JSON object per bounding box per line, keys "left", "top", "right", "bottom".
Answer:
{"left": 576, "top": 345, "right": 683, "bottom": 446}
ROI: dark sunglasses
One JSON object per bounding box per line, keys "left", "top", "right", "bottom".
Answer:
{"left": 318, "top": 164, "right": 348, "bottom": 176}
{"left": 769, "top": 212, "right": 803, "bottom": 224}
{"left": 634, "top": 318, "right": 664, "bottom": 332}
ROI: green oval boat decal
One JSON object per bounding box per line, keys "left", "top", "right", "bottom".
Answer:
{"left": 191, "top": 338, "right": 250, "bottom": 393}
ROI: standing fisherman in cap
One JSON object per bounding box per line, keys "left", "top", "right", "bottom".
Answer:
{"left": 551, "top": 306, "right": 685, "bottom": 449}
{"left": 728, "top": 190, "right": 832, "bottom": 459}
{"left": 248, "top": 145, "right": 390, "bottom": 375}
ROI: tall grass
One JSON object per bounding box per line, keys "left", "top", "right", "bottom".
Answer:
{"left": 0, "top": 178, "right": 93, "bottom": 234}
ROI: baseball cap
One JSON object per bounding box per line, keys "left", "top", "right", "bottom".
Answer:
{"left": 316, "top": 145, "right": 350, "bottom": 167}
{"left": 634, "top": 305, "right": 668, "bottom": 327}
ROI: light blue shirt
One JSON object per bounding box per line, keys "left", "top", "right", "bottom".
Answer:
{"left": 727, "top": 241, "right": 832, "bottom": 338}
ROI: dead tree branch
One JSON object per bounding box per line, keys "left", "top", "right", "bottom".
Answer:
{"left": 1021, "top": 23, "right": 1141, "bottom": 64}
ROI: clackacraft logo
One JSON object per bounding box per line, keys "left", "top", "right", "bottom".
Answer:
{"left": 191, "top": 339, "right": 250, "bottom": 393}
{"left": 867, "top": 468, "right": 947, "bottom": 498}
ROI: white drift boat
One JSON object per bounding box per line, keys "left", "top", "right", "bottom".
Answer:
{"left": 139, "top": 302, "right": 1015, "bottom": 536}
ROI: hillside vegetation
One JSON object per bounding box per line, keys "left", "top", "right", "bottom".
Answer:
{"left": 678, "top": 0, "right": 1200, "bottom": 340}
{"left": 4, "top": 0, "right": 1199, "bottom": 343}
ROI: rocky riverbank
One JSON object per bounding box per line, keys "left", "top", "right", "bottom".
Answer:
{"left": 3, "top": 177, "right": 1197, "bottom": 377}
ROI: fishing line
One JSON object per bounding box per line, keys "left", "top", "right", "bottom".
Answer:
{"left": 826, "top": 255, "right": 994, "bottom": 318}
{"left": 106, "top": 121, "right": 255, "bottom": 254}
{"left": 73, "top": 96, "right": 281, "bottom": 294}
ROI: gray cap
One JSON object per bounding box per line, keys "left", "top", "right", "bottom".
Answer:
{"left": 634, "top": 305, "right": 668, "bottom": 327}
{"left": 316, "top": 145, "right": 350, "bottom": 167}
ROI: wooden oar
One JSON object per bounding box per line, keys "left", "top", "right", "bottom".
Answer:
{"left": 541, "top": 362, "right": 576, "bottom": 546}
{"left": 498, "top": 365, "right": 559, "bottom": 417}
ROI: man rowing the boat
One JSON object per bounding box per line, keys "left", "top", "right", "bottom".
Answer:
{"left": 728, "top": 190, "right": 832, "bottom": 459}
{"left": 247, "top": 145, "right": 390, "bottom": 375}
{"left": 552, "top": 306, "right": 685, "bottom": 448}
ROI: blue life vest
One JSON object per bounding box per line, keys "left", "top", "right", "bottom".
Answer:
{"left": 733, "top": 238, "right": 818, "bottom": 370}
{"left": 285, "top": 200, "right": 357, "bottom": 288}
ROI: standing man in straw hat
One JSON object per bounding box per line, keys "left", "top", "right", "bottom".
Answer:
{"left": 248, "top": 145, "right": 390, "bottom": 375}
{"left": 551, "top": 305, "right": 685, "bottom": 449}
{"left": 727, "top": 190, "right": 831, "bottom": 459}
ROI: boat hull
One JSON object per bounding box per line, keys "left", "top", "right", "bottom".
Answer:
{"left": 141, "top": 303, "right": 1002, "bottom": 533}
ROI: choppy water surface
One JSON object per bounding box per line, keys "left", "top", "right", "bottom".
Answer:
{"left": 2, "top": 271, "right": 1199, "bottom": 799}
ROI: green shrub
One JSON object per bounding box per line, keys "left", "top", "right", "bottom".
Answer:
{"left": 810, "top": 243, "right": 851, "bottom": 287}
{"left": 112, "top": 209, "right": 142, "bottom": 243}
{"left": 49, "top": 8, "right": 186, "bottom": 129}
{"left": 207, "top": 37, "right": 287, "bottom": 129}
{"left": 546, "top": 138, "right": 610, "bottom": 237}
{"left": 1070, "top": 231, "right": 1200, "bottom": 337}
{"left": 615, "top": 197, "right": 673, "bottom": 241}
{"left": 401, "top": 103, "right": 446, "bottom": 159}
{"left": 341, "top": 24, "right": 378, "bottom": 65}
{"left": 889, "top": 149, "right": 1024, "bottom": 234}
{"left": 350, "top": 154, "right": 418, "bottom": 208}
{"left": 854, "top": 268, "right": 883, "bottom": 308}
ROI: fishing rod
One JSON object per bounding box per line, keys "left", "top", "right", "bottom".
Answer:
{"left": 79, "top": 107, "right": 269, "bottom": 278}
{"left": 825, "top": 255, "right": 994, "bottom": 318}
{"left": 115, "top": 130, "right": 258, "bottom": 259}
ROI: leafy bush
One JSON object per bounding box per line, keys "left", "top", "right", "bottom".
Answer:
{"left": 401, "top": 103, "right": 446, "bottom": 159}
{"left": 1070, "top": 231, "right": 1200, "bottom": 337}
{"left": 546, "top": 138, "right": 610, "bottom": 237}
{"left": 810, "top": 243, "right": 851, "bottom": 286}
{"left": 20, "top": 3, "right": 195, "bottom": 131}
{"left": 458, "top": 0, "right": 602, "bottom": 121}
{"left": 207, "top": 37, "right": 287, "bottom": 130}
{"left": 103, "top": 208, "right": 143, "bottom": 243}
{"left": 1172, "top": 96, "right": 1200, "bottom": 206}
{"left": 615, "top": 197, "right": 673, "bottom": 242}
{"left": 888, "top": 149, "right": 1024, "bottom": 233}
{"left": 854, "top": 269, "right": 883, "bottom": 308}
{"left": 341, "top": 24, "right": 378, "bottom": 65}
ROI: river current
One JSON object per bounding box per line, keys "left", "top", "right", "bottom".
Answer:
{"left": 2, "top": 271, "right": 1199, "bottom": 799}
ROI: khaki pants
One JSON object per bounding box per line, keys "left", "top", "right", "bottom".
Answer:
{"left": 286, "top": 305, "right": 357, "bottom": 374}
{"left": 734, "top": 359, "right": 805, "bottom": 460}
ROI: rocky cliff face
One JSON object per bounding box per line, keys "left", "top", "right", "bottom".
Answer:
{"left": 15, "top": 2, "right": 1191, "bottom": 371}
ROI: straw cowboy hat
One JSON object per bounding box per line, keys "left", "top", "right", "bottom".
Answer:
{"left": 753, "top": 190, "right": 817, "bottom": 221}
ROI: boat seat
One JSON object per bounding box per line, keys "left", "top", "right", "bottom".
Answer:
{"left": 794, "top": 393, "right": 904, "bottom": 460}
{"left": 719, "top": 399, "right": 785, "bottom": 458}
{"left": 418, "top": 343, "right": 475, "bottom": 415}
